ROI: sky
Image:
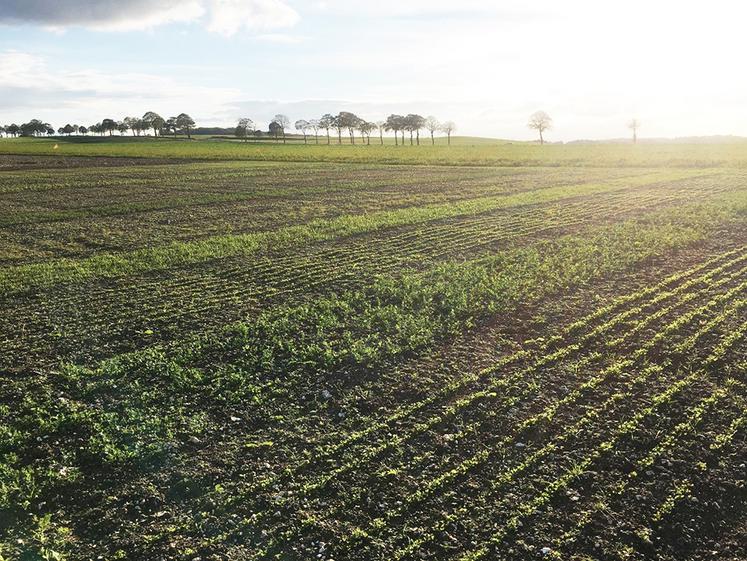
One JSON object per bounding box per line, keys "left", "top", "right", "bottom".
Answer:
{"left": 1, "top": 0, "right": 746, "bottom": 140}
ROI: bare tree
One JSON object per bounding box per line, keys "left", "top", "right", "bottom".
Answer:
{"left": 425, "top": 116, "right": 440, "bottom": 145}
{"left": 309, "top": 119, "right": 321, "bottom": 144}
{"left": 273, "top": 114, "right": 290, "bottom": 143}
{"left": 236, "top": 117, "right": 254, "bottom": 141}
{"left": 440, "top": 121, "right": 456, "bottom": 146}
{"left": 295, "top": 119, "right": 310, "bottom": 144}
{"left": 375, "top": 120, "right": 386, "bottom": 145}
{"left": 319, "top": 114, "right": 334, "bottom": 144}
{"left": 528, "top": 111, "right": 552, "bottom": 145}
{"left": 628, "top": 118, "right": 641, "bottom": 144}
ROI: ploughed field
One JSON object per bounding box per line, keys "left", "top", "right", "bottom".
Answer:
{"left": 0, "top": 144, "right": 745, "bottom": 561}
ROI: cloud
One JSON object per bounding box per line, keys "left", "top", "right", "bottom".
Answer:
{"left": 0, "top": 50, "right": 241, "bottom": 124}
{"left": 0, "top": 0, "right": 299, "bottom": 34}
{"left": 0, "top": 0, "right": 203, "bottom": 30}
{"left": 207, "top": 0, "right": 299, "bottom": 35}
{"left": 308, "top": 0, "right": 551, "bottom": 20}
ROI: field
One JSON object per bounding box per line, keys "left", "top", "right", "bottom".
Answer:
{"left": 1, "top": 138, "right": 745, "bottom": 561}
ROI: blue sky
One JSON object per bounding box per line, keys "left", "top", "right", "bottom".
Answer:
{"left": 1, "top": 0, "right": 746, "bottom": 140}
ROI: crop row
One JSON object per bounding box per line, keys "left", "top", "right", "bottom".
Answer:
{"left": 0, "top": 177, "right": 735, "bottom": 368}
{"left": 455, "top": 352, "right": 744, "bottom": 561}
{"left": 233, "top": 245, "right": 747, "bottom": 500}
{"left": 332, "top": 285, "right": 747, "bottom": 560}
{"left": 0, "top": 168, "right": 711, "bottom": 296}
{"left": 548, "top": 377, "right": 743, "bottom": 547}
{"left": 233, "top": 250, "right": 747, "bottom": 558}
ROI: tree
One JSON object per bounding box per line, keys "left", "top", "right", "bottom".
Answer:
{"left": 269, "top": 120, "right": 283, "bottom": 141}
{"left": 25, "top": 120, "right": 44, "bottom": 136}
{"left": 79, "top": 126, "right": 88, "bottom": 135}
{"left": 20, "top": 119, "right": 51, "bottom": 136}
{"left": 337, "top": 112, "right": 361, "bottom": 144}
{"left": 236, "top": 118, "right": 254, "bottom": 142}
{"left": 117, "top": 121, "right": 130, "bottom": 136}
{"left": 528, "top": 111, "right": 552, "bottom": 145}
{"left": 628, "top": 118, "right": 641, "bottom": 144}
{"left": 319, "top": 113, "right": 335, "bottom": 144}
{"left": 295, "top": 119, "right": 310, "bottom": 144}
{"left": 332, "top": 114, "right": 344, "bottom": 144}
{"left": 165, "top": 117, "right": 178, "bottom": 137}
{"left": 405, "top": 114, "right": 426, "bottom": 145}
{"left": 441, "top": 121, "right": 456, "bottom": 145}
{"left": 7, "top": 124, "right": 20, "bottom": 137}
{"left": 0, "top": 126, "right": 5, "bottom": 137}
{"left": 176, "top": 113, "right": 195, "bottom": 139}
{"left": 57, "top": 127, "right": 65, "bottom": 136}
{"left": 142, "top": 111, "right": 164, "bottom": 137}
{"left": 319, "top": 114, "right": 334, "bottom": 144}
{"left": 63, "top": 124, "right": 74, "bottom": 136}
{"left": 130, "top": 118, "right": 146, "bottom": 136}
{"left": 425, "top": 116, "right": 440, "bottom": 145}
{"left": 375, "top": 121, "right": 385, "bottom": 145}
{"left": 123, "top": 117, "right": 138, "bottom": 136}
{"left": 356, "top": 120, "right": 374, "bottom": 145}
{"left": 309, "top": 119, "right": 321, "bottom": 144}
{"left": 385, "top": 114, "right": 404, "bottom": 146}
{"left": 273, "top": 114, "right": 289, "bottom": 143}
{"left": 101, "top": 118, "right": 118, "bottom": 136}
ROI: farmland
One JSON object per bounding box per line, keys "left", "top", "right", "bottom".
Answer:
{"left": 0, "top": 138, "right": 745, "bottom": 561}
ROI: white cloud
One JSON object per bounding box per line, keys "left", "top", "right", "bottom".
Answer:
{"left": 0, "top": 0, "right": 299, "bottom": 34}
{"left": 207, "top": 0, "right": 300, "bottom": 35}
{"left": 253, "top": 33, "right": 304, "bottom": 44}
{"left": 0, "top": 50, "right": 241, "bottom": 125}
{"left": 308, "top": 0, "right": 551, "bottom": 19}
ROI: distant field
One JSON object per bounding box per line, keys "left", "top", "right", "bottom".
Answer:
{"left": 1, "top": 141, "right": 745, "bottom": 561}
{"left": 3, "top": 136, "right": 747, "bottom": 167}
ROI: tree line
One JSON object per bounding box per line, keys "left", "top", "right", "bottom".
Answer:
{"left": 0, "top": 110, "right": 643, "bottom": 144}
{"left": 0, "top": 112, "right": 196, "bottom": 139}
{"left": 233, "top": 113, "right": 457, "bottom": 145}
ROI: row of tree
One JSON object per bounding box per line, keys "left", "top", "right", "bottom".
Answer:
{"left": 0, "top": 112, "right": 196, "bottom": 139}
{"left": 0, "top": 111, "right": 642, "bottom": 144}
{"left": 235, "top": 113, "right": 458, "bottom": 145}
